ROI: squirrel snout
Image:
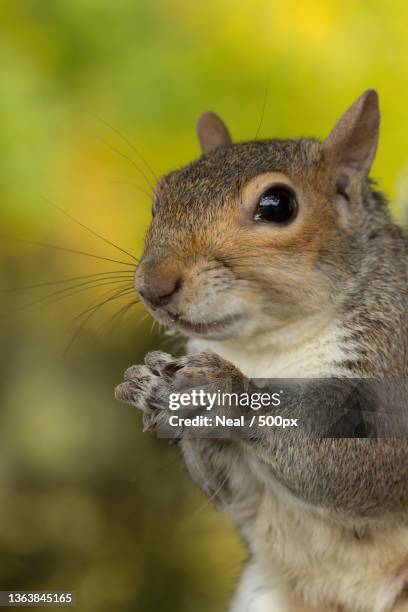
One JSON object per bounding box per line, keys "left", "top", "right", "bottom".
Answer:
{"left": 136, "top": 266, "right": 183, "bottom": 309}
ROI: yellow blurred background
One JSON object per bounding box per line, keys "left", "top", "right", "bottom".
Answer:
{"left": 0, "top": 1, "right": 407, "bottom": 610}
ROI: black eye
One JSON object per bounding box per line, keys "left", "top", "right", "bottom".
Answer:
{"left": 254, "top": 185, "right": 297, "bottom": 224}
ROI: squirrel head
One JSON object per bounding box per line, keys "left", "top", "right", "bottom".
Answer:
{"left": 136, "top": 90, "right": 383, "bottom": 340}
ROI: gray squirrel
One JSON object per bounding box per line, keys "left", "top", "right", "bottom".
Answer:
{"left": 115, "top": 90, "right": 408, "bottom": 611}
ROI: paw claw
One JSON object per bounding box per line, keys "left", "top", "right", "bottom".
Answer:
{"left": 124, "top": 364, "right": 148, "bottom": 381}
{"left": 142, "top": 413, "right": 156, "bottom": 432}
{"left": 116, "top": 364, "right": 162, "bottom": 413}
{"left": 144, "top": 351, "right": 175, "bottom": 374}
{"left": 115, "top": 382, "right": 133, "bottom": 403}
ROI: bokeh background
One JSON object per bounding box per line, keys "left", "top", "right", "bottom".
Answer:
{"left": 0, "top": 1, "right": 408, "bottom": 610}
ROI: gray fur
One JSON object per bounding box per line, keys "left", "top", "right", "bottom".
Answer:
{"left": 116, "top": 91, "right": 408, "bottom": 611}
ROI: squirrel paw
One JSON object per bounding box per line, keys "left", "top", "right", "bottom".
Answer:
{"left": 170, "top": 351, "right": 242, "bottom": 382}
{"left": 115, "top": 350, "right": 243, "bottom": 431}
{"left": 115, "top": 351, "right": 181, "bottom": 431}
{"left": 115, "top": 351, "right": 174, "bottom": 429}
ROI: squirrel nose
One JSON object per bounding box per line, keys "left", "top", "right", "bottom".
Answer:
{"left": 137, "top": 269, "right": 183, "bottom": 308}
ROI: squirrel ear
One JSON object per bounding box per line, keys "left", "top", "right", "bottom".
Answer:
{"left": 197, "top": 112, "right": 232, "bottom": 154}
{"left": 323, "top": 89, "right": 380, "bottom": 178}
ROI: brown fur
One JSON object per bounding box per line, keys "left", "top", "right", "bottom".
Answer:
{"left": 117, "top": 90, "right": 408, "bottom": 611}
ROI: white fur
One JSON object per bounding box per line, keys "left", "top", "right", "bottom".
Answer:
{"left": 235, "top": 479, "right": 408, "bottom": 612}
{"left": 230, "top": 562, "right": 289, "bottom": 612}
{"left": 190, "top": 314, "right": 356, "bottom": 379}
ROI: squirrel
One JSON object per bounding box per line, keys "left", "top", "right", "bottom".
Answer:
{"left": 115, "top": 89, "right": 408, "bottom": 612}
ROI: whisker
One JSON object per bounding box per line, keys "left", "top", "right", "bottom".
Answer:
{"left": 95, "top": 115, "right": 158, "bottom": 182}
{"left": 100, "top": 137, "right": 155, "bottom": 193}
{"left": 71, "top": 287, "right": 136, "bottom": 323}
{"left": 71, "top": 281, "right": 135, "bottom": 317}
{"left": 65, "top": 287, "right": 137, "bottom": 353}
{"left": 1, "top": 270, "right": 134, "bottom": 292}
{"left": 2, "top": 236, "right": 137, "bottom": 267}
{"left": 109, "top": 181, "right": 152, "bottom": 200}
{"left": 254, "top": 82, "right": 269, "bottom": 140}
{"left": 160, "top": 332, "right": 180, "bottom": 348}
{"left": 42, "top": 197, "right": 139, "bottom": 263}
{"left": 1, "top": 277, "right": 134, "bottom": 319}
{"left": 150, "top": 318, "right": 157, "bottom": 334}
{"left": 94, "top": 298, "right": 139, "bottom": 344}
{"left": 136, "top": 312, "right": 150, "bottom": 329}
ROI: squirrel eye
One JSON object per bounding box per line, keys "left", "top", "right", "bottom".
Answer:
{"left": 254, "top": 185, "right": 297, "bottom": 224}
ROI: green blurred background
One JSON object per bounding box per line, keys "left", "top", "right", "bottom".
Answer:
{"left": 0, "top": 1, "right": 407, "bottom": 610}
